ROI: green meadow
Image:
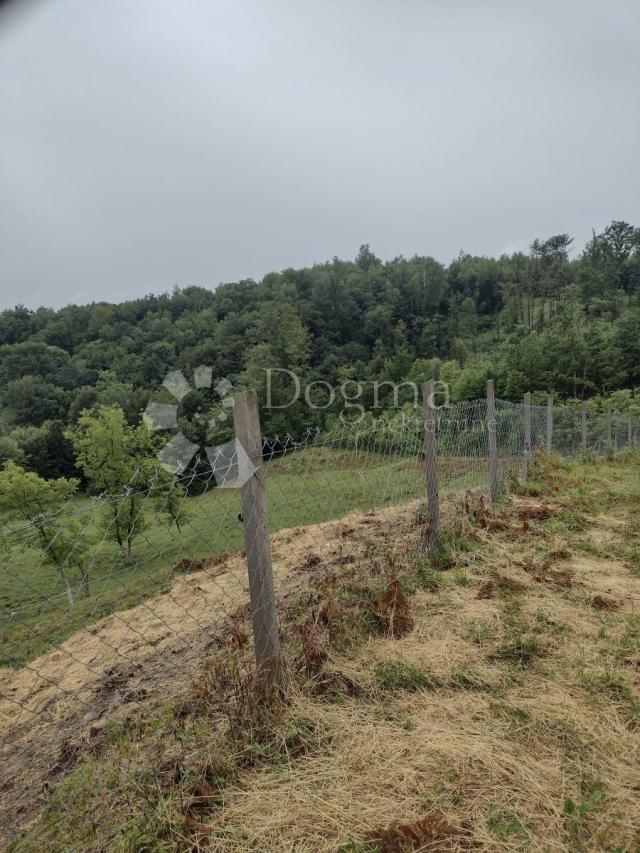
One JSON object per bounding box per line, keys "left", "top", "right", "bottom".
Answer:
{"left": 0, "top": 448, "right": 488, "bottom": 668}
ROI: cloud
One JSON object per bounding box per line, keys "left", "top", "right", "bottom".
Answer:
{"left": 1, "top": 0, "right": 639, "bottom": 309}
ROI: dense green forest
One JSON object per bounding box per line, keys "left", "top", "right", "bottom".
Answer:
{"left": 1, "top": 219, "right": 639, "bottom": 482}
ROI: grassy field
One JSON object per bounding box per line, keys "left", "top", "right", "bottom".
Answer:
{"left": 2, "top": 447, "right": 489, "bottom": 667}
{"left": 5, "top": 452, "right": 640, "bottom": 851}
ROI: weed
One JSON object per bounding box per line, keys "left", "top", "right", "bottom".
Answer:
{"left": 283, "top": 716, "right": 333, "bottom": 758}
{"left": 448, "top": 667, "right": 490, "bottom": 691}
{"left": 453, "top": 567, "right": 471, "bottom": 586}
{"left": 428, "top": 524, "right": 475, "bottom": 570}
{"left": 539, "top": 716, "right": 587, "bottom": 754}
{"left": 572, "top": 536, "right": 602, "bottom": 556}
{"left": 616, "top": 615, "right": 639, "bottom": 665}
{"left": 531, "top": 610, "right": 565, "bottom": 635}
{"left": 488, "top": 633, "right": 543, "bottom": 666}
{"left": 411, "top": 552, "right": 444, "bottom": 591}
{"left": 625, "top": 543, "right": 640, "bottom": 577}
{"left": 487, "top": 807, "right": 527, "bottom": 840}
{"left": 489, "top": 701, "right": 532, "bottom": 728}
{"left": 563, "top": 783, "right": 606, "bottom": 843}
{"left": 465, "top": 619, "right": 497, "bottom": 646}
{"left": 374, "top": 660, "right": 441, "bottom": 692}
{"left": 581, "top": 667, "right": 640, "bottom": 729}
{"left": 338, "top": 841, "right": 379, "bottom": 853}
{"left": 547, "top": 511, "right": 587, "bottom": 533}
{"left": 509, "top": 469, "right": 547, "bottom": 497}
{"left": 373, "top": 704, "right": 415, "bottom": 730}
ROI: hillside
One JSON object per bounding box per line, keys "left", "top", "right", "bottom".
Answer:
{"left": 4, "top": 453, "right": 640, "bottom": 851}
{"left": 1, "top": 222, "right": 640, "bottom": 483}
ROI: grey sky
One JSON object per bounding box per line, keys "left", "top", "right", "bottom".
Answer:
{"left": 1, "top": 0, "right": 639, "bottom": 311}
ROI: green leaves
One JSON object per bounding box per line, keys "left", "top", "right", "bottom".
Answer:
{"left": 67, "top": 405, "right": 187, "bottom": 559}
{"left": 0, "top": 461, "right": 88, "bottom": 602}
{"left": 0, "top": 460, "right": 79, "bottom": 519}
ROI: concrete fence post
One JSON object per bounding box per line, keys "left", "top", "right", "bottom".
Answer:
{"left": 524, "top": 391, "right": 532, "bottom": 475}
{"left": 233, "top": 390, "right": 281, "bottom": 688}
{"left": 546, "top": 394, "right": 553, "bottom": 455}
{"left": 422, "top": 380, "right": 439, "bottom": 551}
{"left": 581, "top": 403, "right": 587, "bottom": 453}
{"left": 487, "top": 379, "right": 500, "bottom": 504}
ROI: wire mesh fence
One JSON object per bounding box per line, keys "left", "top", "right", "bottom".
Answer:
{"left": 0, "top": 386, "right": 638, "bottom": 840}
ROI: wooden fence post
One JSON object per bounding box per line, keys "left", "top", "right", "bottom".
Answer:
{"left": 524, "top": 391, "right": 532, "bottom": 475}
{"left": 581, "top": 403, "right": 587, "bottom": 453}
{"left": 487, "top": 379, "right": 500, "bottom": 504}
{"left": 546, "top": 394, "right": 553, "bottom": 455}
{"left": 422, "top": 380, "right": 439, "bottom": 551}
{"left": 233, "top": 390, "right": 281, "bottom": 688}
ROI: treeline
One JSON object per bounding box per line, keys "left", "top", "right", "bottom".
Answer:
{"left": 1, "top": 219, "right": 639, "bottom": 481}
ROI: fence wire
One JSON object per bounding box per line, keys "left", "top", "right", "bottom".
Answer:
{"left": 0, "top": 394, "right": 638, "bottom": 843}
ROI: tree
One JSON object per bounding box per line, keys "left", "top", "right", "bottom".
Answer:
{"left": 68, "top": 405, "right": 187, "bottom": 559}
{"left": 2, "top": 376, "right": 69, "bottom": 426}
{"left": 1, "top": 221, "right": 639, "bottom": 459}
{"left": 0, "top": 461, "right": 90, "bottom": 601}
{"left": 10, "top": 420, "right": 78, "bottom": 480}
{"left": 68, "top": 406, "right": 154, "bottom": 559}
{"left": 0, "top": 435, "right": 25, "bottom": 468}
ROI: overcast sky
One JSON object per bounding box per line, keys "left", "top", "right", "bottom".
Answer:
{"left": 1, "top": 0, "right": 639, "bottom": 311}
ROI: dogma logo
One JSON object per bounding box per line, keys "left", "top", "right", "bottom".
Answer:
{"left": 143, "top": 367, "right": 255, "bottom": 488}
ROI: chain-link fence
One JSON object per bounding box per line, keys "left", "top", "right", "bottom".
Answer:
{"left": 0, "top": 386, "right": 638, "bottom": 841}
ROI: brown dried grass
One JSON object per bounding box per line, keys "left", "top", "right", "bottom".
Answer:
{"left": 5, "top": 459, "right": 640, "bottom": 851}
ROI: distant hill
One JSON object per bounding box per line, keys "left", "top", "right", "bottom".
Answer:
{"left": 1, "top": 221, "right": 639, "bottom": 479}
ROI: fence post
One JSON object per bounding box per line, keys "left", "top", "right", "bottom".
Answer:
{"left": 629, "top": 414, "right": 633, "bottom": 448}
{"left": 422, "top": 380, "right": 439, "bottom": 551}
{"left": 233, "top": 390, "right": 281, "bottom": 688}
{"left": 524, "top": 391, "right": 532, "bottom": 475}
{"left": 546, "top": 394, "right": 553, "bottom": 455}
{"left": 581, "top": 403, "right": 587, "bottom": 453}
{"left": 487, "top": 379, "right": 500, "bottom": 504}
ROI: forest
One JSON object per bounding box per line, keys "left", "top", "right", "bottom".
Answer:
{"left": 0, "top": 219, "right": 639, "bottom": 483}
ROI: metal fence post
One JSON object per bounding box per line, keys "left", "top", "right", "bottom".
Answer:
{"left": 524, "top": 391, "right": 532, "bottom": 474}
{"left": 546, "top": 394, "right": 553, "bottom": 455}
{"left": 233, "top": 390, "right": 281, "bottom": 688}
{"left": 422, "top": 380, "right": 439, "bottom": 551}
{"left": 581, "top": 403, "right": 587, "bottom": 453}
{"left": 487, "top": 379, "right": 500, "bottom": 504}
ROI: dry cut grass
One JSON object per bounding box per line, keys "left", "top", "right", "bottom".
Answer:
{"left": 5, "top": 452, "right": 640, "bottom": 852}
